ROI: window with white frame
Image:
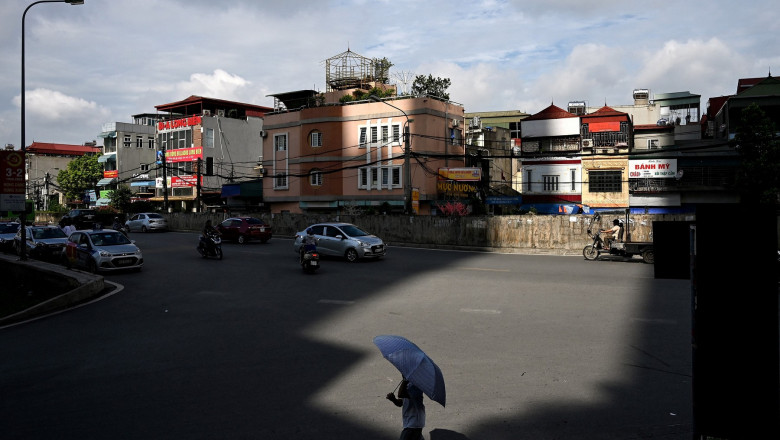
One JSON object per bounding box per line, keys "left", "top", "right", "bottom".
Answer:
{"left": 274, "top": 134, "right": 287, "bottom": 151}
{"left": 147, "top": 136, "right": 155, "bottom": 149}
{"left": 358, "top": 166, "right": 402, "bottom": 189}
{"left": 204, "top": 128, "right": 214, "bottom": 148}
{"left": 526, "top": 170, "right": 533, "bottom": 191}
{"left": 543, "top": 175, "right": 559, "bottom": 191}
{"left": 136, "top": 137, "right": 143, "bottom": 148}
{"left": 140, "top": 163, "right": 150, "bottom": 172}
{"left": 371, "top": 126, "right": 378, "bottom": 144}
{"left": 647, "top": 139, "right": 659, "bottom": 149}
{"left": 359, "top": 127, "right": 367, "bottom": 148}
{"left": 310, "top": 131, "right": 322, "bottom": 148}
{"left": 392, "top": 125, "right": 401, "bottom": 143}
{"left": 123, "top": 135, "right": 131, "bottom": 148}
{"left": 381, "top": 126, "right": 389, "bottom": 144}
{"left": 310, "top": 170, "right": 323, "bottom": 186}
{"left": 392, "top": 167, "right": 401, "bottom": 186}
{"left": 570, "top": 169, "right": 577, "bottom": 191}
{"left": 274, "top": 172, "right": 288, "bottom": 189}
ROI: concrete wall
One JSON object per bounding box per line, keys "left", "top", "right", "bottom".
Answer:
{"left": 161, "top": 211, "right": 693, "bottom": 253}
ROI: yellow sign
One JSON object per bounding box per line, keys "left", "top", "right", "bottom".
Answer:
{"left": 437, "top": 167, "right": 481, "bottom": 181}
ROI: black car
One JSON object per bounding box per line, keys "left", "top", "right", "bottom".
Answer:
{"left": 60, "top": 209, "right": 98, "bottom": 230}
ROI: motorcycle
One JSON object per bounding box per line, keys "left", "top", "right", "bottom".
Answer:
{"left": 300, "top": 246, "right": 320, "bottom": 273}
{"left": 583, "top": 213, "right": 654, "bottom": 263}
{"left": 197, "top": 231, "right": 223, "bottom": 259}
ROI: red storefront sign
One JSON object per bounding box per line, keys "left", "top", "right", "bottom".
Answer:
{"left": 104, "top": 170, "right": 118, "bottom": 178}
{"left": 157, "top": 115, "right": 202, "bottom": 132}
{"left": 0, "top": 150, "right": 26, "bottom": 211}
{"left": 165, "top": 147, "right": 203, "bottom": 163}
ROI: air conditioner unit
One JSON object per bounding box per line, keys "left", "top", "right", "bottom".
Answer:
{"left": 582, "top": 139, "right": 593, "bottom": 148}
{"left": 216, "top": 109, "right": 225, "bottom": 117}
{"left": 452, "top": 119, "right": 459, "bottom": 127}
{"left": 202, "top": 109, "right": 211, "bottom": 116}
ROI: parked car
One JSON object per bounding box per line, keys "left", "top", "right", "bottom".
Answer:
{"left": 14, "top": 225, "right": 69, "bottom": 260}
{"left": 63, "top": 228, "right": 143, "bottom": 273}
{"left": 60, "top": 209, "right": 99, "bottom": 229}
{"left": 125, "top": 213, "right": 167, "bottom": 232}
{"left": 293, "top": 222, "right": 386, "bottom": 262}
{"left": 0, "top": 221, "right": 20, "bottom": 253}
{"left": 216, "top": 217, "right": 272, "bottom": 244}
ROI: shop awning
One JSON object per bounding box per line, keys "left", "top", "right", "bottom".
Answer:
{"left": 98, "top": 131, "right": 117, "bottom": 139}
{"left": 221, "top": 184, "right": 241, "bottom": 197}
{"left": 97, "top": 153, "right": 116, "bottom": 163}
{"left": 130, "top": 181, "right": 155, "bottom": 187}
{"left": 97, "top": 178, "right": 116, "bottom": 186}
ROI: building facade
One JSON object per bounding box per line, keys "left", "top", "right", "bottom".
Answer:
{"left": 24, "top": 141, "right": 101, "bottom": 209}
{"left": 150, "top": 96, "right": 272, "bottom": 212}
{"left": 262, "top": 94, "right": 465, "bottom": 215}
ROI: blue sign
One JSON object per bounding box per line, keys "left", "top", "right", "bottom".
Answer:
{"left": 485, "top": 196, "right": 522, "bottom": 205}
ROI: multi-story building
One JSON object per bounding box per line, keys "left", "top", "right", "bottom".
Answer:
{"left": 518, "top": 104, "right": 583, "bottom": 213}
{"left": 151, "top": 95, "right": 273, "bottom": 212}
{"left": 24, "top": 141, "right": 101, "bottom": 209}
{"left": 97, "top": 113, "right": 161, "bottom": 206}
{"left": 262, "top": 50, "right": 466, "bottom": 215}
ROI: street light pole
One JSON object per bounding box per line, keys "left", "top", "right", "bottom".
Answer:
{"left": 369, "top": 95, "right": 413, "bottom": 215}
{"left": 19, "top": 0, "right": 85, "bottom": 260}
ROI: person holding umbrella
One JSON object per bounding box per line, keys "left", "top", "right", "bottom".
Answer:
{"left": 386, "top": 377, "right": 425, "bottom": 440}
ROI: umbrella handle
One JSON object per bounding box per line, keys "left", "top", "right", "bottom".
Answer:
{"left": 392, "top": 380, "right": 402, "bottom": 394}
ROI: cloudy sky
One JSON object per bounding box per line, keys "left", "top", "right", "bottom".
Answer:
{"left": 1, "top": 0, "right": 777, "bottom": 147}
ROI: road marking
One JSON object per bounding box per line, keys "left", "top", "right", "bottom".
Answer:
{"left": 318, "top": 299, "right": 355, "bottom": 305}
{"left": 460, "top": 267, "right": 511, "bottom": 272}
{"left": 460, "top": 308, "right": 502, "bottom": 314}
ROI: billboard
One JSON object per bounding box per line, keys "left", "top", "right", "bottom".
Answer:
{"left": 0, "top": 150, "right": 26, "bottom": 211}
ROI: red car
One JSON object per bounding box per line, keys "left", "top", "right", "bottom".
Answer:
{"left": 216, "top": 217, "right": 272, "bottom": 244}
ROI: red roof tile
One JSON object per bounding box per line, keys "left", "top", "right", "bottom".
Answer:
{"left": 524, "top": 104, "right": 577, "bottom": 121}
{"left": 27, "top": 142, "right": 101, "bottom": 156}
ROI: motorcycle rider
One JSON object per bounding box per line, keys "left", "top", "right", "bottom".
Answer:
{"left": 300, "top": 228, "right": 317, "bottom": 261}
{"left": 112, "top": 217, "right": 127, "bottom": 237}
{"left": 601, "top": 219, "right": 622, "bottom": 249}
{"left": 202, "top": 219, "right": 220, "bottom": 253}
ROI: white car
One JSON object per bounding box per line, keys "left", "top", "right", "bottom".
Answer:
{"left": 293, "top": 222, "right": 386, "bottom": 262}
{"left": 125, "top": 213, "right": 167, "bottom": 232}
{"left": 63, "top": 229, "right": 143, "bottom": 273}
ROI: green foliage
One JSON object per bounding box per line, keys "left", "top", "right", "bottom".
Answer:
{"left": 108, "top": 185, "right": 134, "bottom": 213}
{"left": 411, "top": 74, "right": 451, "bottom": 100}
{"left": 733, "top": 103, "right": 780, "bottom": 204}
{"left": 56, "top": 154, "right": 103, "bottom": 201}
{"left": 373, "top": 57, "right": 393, "bottom": 83}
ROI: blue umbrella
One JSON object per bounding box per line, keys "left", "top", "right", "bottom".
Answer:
{"left": 373, "top": 335, "right": 446, "bottom": 407}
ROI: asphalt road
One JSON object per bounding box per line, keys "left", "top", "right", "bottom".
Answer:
{"left": 0, "top": 231, "right": 693, "bottom": 439}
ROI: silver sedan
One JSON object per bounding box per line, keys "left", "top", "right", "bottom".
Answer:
{"left": 293, "top": 222, "right": 386, "bottom": 262}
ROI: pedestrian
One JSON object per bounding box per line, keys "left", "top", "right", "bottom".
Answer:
{"left": 386, "top": 378, "right": 426, "bottom": 440}
{"left": 61, "top": 218, "right": 75, "bottom": 236}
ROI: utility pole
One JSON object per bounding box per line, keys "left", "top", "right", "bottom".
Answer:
{"left": 196, "top": 158, "right": 202, "bottom": 213}
{"left": 160, "top": 149, "right": 169, "bottom": 212}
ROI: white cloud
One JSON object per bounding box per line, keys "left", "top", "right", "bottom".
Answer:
{"left": 174, "top": 69, "right": 253, "bottom": 103}
{"left": 13, "top": 88, "right": 109, "bottom": 121}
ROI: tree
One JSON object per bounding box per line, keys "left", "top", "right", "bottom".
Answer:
{"left": 732, "top": 103, "right": 780, "bottom": 204}
{"left": 56, "top": 154, "right": 103, "bottom": 201}
{"left": 108, "top": 185, "right": 133, "bottom": 213}
{"left": 411, "top": 74, "right": 451, "bottom": 100}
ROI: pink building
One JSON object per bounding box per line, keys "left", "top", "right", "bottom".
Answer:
{"left": 262, "top": 92, "right": 465, "bottom": 215}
